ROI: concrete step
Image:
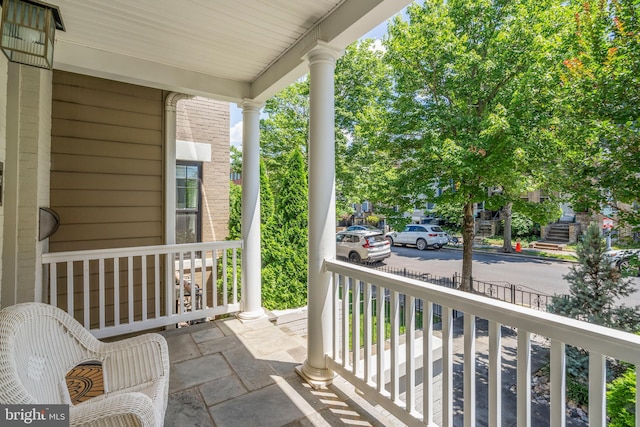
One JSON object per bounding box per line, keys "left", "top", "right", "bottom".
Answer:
{"left": 529, "top": 241, "right": 567, "bottom": 251}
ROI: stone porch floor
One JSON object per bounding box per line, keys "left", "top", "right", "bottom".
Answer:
{"left": 160, "top": 315, "right": 395, "bottom": 427}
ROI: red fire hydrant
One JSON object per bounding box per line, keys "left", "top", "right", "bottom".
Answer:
{"left": 515, "top": 241, "right": 522, "bottom": 252}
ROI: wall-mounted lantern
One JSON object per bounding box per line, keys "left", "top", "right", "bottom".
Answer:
{"left": 0, "top": 0, "right": 65, "bottom": 70}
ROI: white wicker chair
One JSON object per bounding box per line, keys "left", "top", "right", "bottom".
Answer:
{"left": 0, "top": 302, "right": 169, "bottom": 427}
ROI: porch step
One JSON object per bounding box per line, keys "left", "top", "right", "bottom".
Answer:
{"left": 545, "top": 223, "right": 570, "bottom": 243}
{"left": 529, "top": 241, "right": 566, "bottom": 251}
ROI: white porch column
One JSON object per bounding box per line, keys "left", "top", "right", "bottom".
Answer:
{"left": 238, "top": 99, "right": 264, "bottom": 320}
{"left": 299, "top": 43, "right": 341, "bottom": 386}
{"left": 164, "top": 93, "right": 193, "bottom": 246}
{"left": 1, "top": 63, "right": 52, "bottom": 307}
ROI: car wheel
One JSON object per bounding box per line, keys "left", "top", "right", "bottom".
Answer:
{"left": 618, "top": 259, "right": 630, "bottom": 271}
{"left": 349, "top": 252, "right": 361, "bottom": 263}
{"left": 416, "top": 238, "right": 427, "bottom": 251}
{"left": 386, "top": 236, "right": 394, "bottom": 246}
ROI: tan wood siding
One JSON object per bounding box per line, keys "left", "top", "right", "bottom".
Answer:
{"left": 50, "top": 70, "right": 164, "bottom": 252}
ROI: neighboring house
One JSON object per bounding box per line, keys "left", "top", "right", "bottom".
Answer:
{"left": 175, "top": 96, "right": 230, "bottom": 244}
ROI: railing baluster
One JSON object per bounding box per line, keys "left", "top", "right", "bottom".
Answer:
{"left": 67, "top": 262, "right": 74, "bottom": 318}
{"left": 50, "top": 262, "right": 57, "bottom": 307}
{"left": 201, "top": 249, "right": 207, "bottom": 309}
{"left": 83, "top": 260, "right": 90, "bottom": 328}
{"left": 488, "top": 320, "right": 502, "bottom": 427}
{"left": 154, "top": 254, "right": 160, "bottom": 318}
{"left": 363, "top": 281, "right": 372, "bottom": 385}
{"left": 189, "top": 251, "right": 196, "bottom": 313}
{"left": 232, "top": 248, "right": 238, "bottom": 304}
{"left": 423, "top": 300, "right": 434, "bottom": 426}
{"left": 141, "top": 255, "right": 147, "bottom": 321}
{"left": 517, "top": 330, "right": 532, "bottom": 427}
{"left": 588, "top": 351, "right": 606, "bottom": 427}
{"left": 98, "top": 258, "right": 105, "bottom": 329}
{"left": 332, "top": 273, "right": 340, "bottom": 361}
{"left": 464, "top": 314, "right": 476, "bottom": 427}
{"left": 212, "top": 249, "right": 218, "bottom": 308}
{"left": 127, "top": 256, "right": 134, "bottom": 323}
{"left": 442, "top": 305, "right": 453, "bottom": 427}
{"left": 178, "top": 252, "right": 185, "bottom": 314}
{"left": 550, "top": 340, "right": 566, "bottom": 427}
{"left": 352, "top": 279, "right": 361, "bottom": 376}
{"left": 222, "top": 249, "right": 228, "bottom": 306}
{"left": 406, "top": 295, "right": 416, "bottom": 414}
{"left": 342, "top": 276, "right": 350, "bottom": 369}
{"left": 376, "top": 285, "right": 386, "bottom": 394}
{"left": 114, "top": 257, "right": 120, "bottom": 325}
{"left": 390, "top": 290, "right": 400, "bottom": 403}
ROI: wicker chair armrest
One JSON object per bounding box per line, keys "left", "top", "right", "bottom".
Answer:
{"left": 99, "top": 333, "right": 169, "bottom": 393}
{"left": 70, "top": 392, "right": 156, "bottom": 427}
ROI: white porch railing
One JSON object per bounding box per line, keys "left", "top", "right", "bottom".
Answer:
{"left": 41, "top": 241, "right": 242, "bottom": 339}
{"left": 325, "top": 259, "right": 640, "bottom": 427}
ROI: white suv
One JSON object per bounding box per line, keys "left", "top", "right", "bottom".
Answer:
{"left": 336, "top": 230, "right": 391, "bottom": 264}
{"left": 385, "top": 224, "right": 448, "bottom": 250}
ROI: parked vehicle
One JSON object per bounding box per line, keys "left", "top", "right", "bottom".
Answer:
{"left": 346, "top": 224, "right": 381, "bottom": 232}
{"left": 605, "top": 248, "right": 640, "bottom": 276}
{"left": 336, "top": 230, "right": 391, "bottom": 264}
{"left": 385, "top": 224, "right": 449, "bottom": 250}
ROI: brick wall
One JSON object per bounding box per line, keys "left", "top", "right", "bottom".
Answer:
{"left": 176, "top": 97, "right": 230, "bottom": 242}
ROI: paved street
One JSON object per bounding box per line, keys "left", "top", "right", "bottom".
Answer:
{"left": 377, "top": 245, "right": 640, "bottom": 307}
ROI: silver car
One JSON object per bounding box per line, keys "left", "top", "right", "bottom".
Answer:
{"left": 605, "top": 249, "right": 640, "bottom": 276}
{"left": 385, "top": 224, "right": 448, "bottom": 250}
{"left": 336, "top": 230, "right": 391, "bottom": 263}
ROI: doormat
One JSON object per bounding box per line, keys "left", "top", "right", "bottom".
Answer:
{"left": 65, "top": 362, "right": 104, "bottom": 405}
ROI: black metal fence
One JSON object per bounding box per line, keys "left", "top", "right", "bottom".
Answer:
{"left": 371, "top": 265, "right": 558, "bottom": 312}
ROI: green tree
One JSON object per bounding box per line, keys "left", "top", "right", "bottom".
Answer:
{"left": 382, "top": 0, "right": 569, "bottom": 289}
{"left": 549, "top": 222, "right": 640, "bottom": 330}
{"left": 559, "top": 0, "right": 640, "bottom": 229}
{"left": 335, "top": 40, "right": 394, "bottom": 207}
{"left": 262, "top": 149, "right": 309, "bottom": 309}
{"left": 548, "top": 223, "right": 640, "bottom": 397}
{"left": 260, "top": 80, "right": 309, "bottom": 196}
{"left": 607, "top": 367, "right": 636, "bottom": 427}
{"left": 228, "top": 183, "right": 242, "bottom": 240}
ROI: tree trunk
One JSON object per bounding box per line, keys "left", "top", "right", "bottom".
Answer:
{"left": 460, "top": 200, "right": 475, "bottom": 291}
{"left": 502, "top": 202, "right": 514, "bottom": 253}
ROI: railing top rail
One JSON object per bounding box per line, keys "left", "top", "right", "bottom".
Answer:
{"left": 325, "top": 258, "right": 640, "bottom": 364}
{"left": 41, "top": 240, "right": 243, "bottom": 264}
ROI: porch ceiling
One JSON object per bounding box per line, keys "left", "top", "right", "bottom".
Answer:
{"left": 51, "top": 0, "right": 410, "bottom": 102}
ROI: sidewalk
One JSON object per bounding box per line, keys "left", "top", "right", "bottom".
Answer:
{"left": 445, "top": 243, "right": 578, "bottom": 263}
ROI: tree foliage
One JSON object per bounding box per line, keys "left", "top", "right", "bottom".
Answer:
{"left": 549, "top": 223, "right": 640, "bottom": 329}
{"left": 228, "top": 183, "right": 242, "bottom": 240}
{"left": 548, "top": 223, "right": 640, "bottom": 394}
{"left": 381, "top": 0, "right": 569, "bottom": 288}
{"left": 559, "top": 0, "right": 640, "bottom": 228}
{"left": 607, "top": 366, "right": 636, "bottom": 427}
{"left": 262, "top": 149, "right": 309, "bottom": 310}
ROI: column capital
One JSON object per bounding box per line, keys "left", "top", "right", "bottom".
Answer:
{"left": 302, "top": 41, "right": 343, "bottom": 65}
{"left": 238, "top": 99, "right": 264, "bottom": 112}
{"left": 165, "top": 92, "right": 193, "bottom": 112}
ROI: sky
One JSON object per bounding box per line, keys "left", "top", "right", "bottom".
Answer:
{"left": 229, "top": 17, "right": 392, "bottom": 150}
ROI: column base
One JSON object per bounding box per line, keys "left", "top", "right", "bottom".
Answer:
{"left": 237, "top": 309, "right": 266, "bottom": 321}
{"left": 296, "top": 360, "right": 334, "bottom": 390}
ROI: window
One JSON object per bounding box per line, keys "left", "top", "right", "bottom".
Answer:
{"left": 176, "top": 162, "right": 202, "bottom": 244}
